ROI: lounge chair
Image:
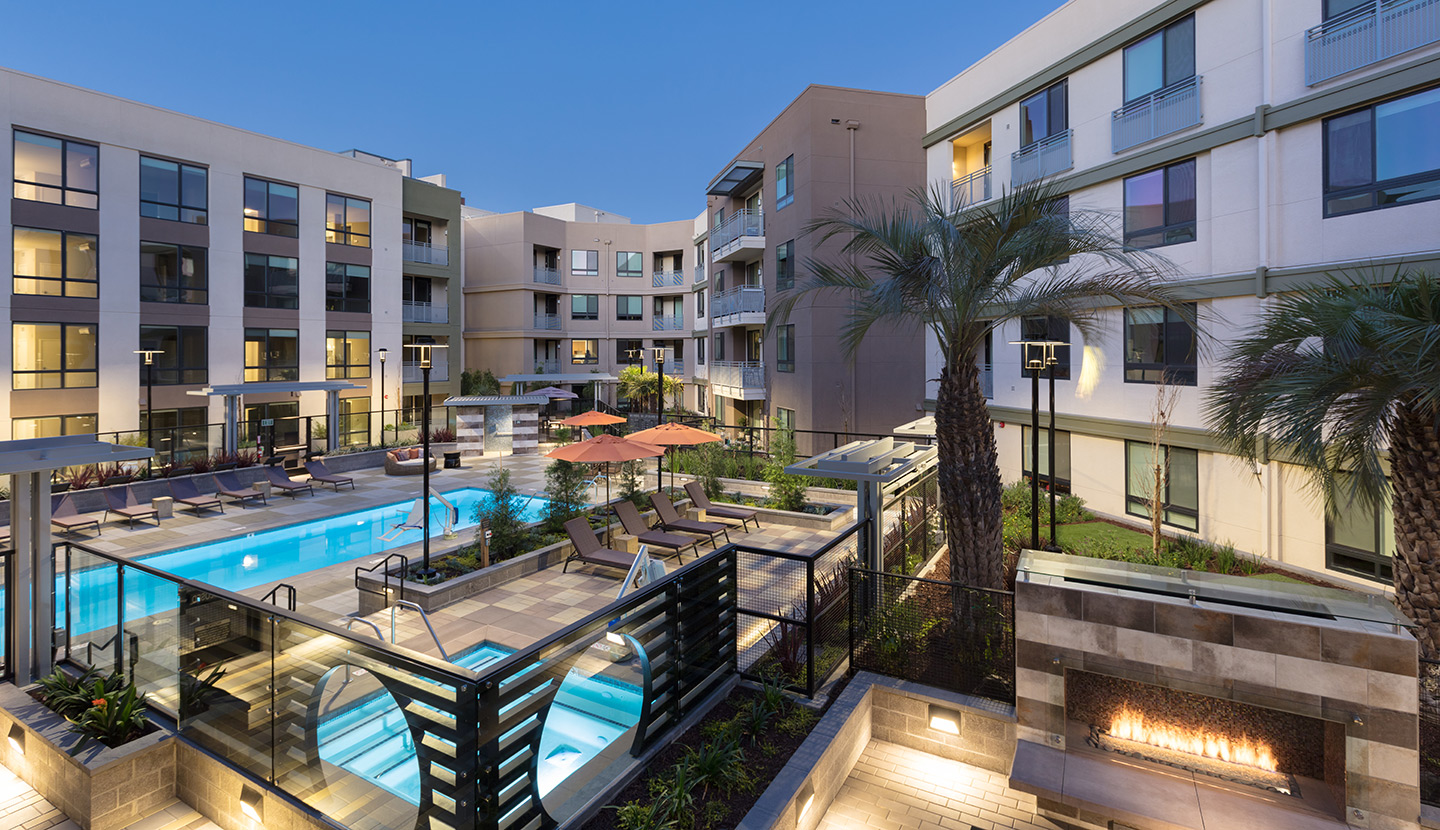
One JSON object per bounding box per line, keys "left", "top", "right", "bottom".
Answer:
{"left": 103, "top": 485, "right": 159, "bottom": 527}
{"left": 304, "top": 459, "right": 355, "bottom": 492}
{"left": 168, "top": 477, "right": 224, "bottom": 515}
{"left": 684, "top": 482, "right": 760, "bottom": 531}
{"left": 0, "top": 525, "right": 10, "bottom": 549}
{"left": 648, "top": 493, "right": 730, "bottom": 547}
{"left": 613, "top": 500, "right": 700, "bottom": 562}
{"left": 214, "top": 471, "right": 267, "bottom": 507}
{"left": 562, "top": 517, "right": 637, "bottom": 574}
{"left": 263, "top": 465, "right": 314, "bottom": 498}
{"left": 51, "top": 494, "right": 101, "bottom": 535}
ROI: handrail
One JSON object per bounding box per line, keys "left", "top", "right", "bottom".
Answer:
{"left": 261, "top": 582, "right": 297, "bottom": 611}
{"left": 345, "top": 616, "right": 386, "bottom": 641}
{"left": 391, "top": 599, "right": 450, "bottom": 661}
{"left": 85, "top": 630, "right": 139, "bottom": 675}
{"left": 355, "top": 552, "right": 408, "bottom": 604}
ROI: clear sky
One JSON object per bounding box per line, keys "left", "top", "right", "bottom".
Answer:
{"left": 4, "top": 0, "right": 1064, "bottom": 224}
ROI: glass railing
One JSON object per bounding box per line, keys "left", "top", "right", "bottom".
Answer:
{"left": 951, "top": 166, "right": 991, "bottom": 209}
{"left": 652, "top": 271, "right": 684, "bottom": 287}
{"left": 694, "top": 265, "right": 706, "bottom": 283}
{"left": 711, "top": 286, "right": 765, "bottom": 319}
{"left": 710, "top": 209, "right": 764, "bottom": 255}
{"left": 1111, "top": 76, "right": 1203, "bottom": 153}
{"left": 534, "top": 359, "right": 560, "bottom": 373}
{"left": 710, "top": 360, "right": 764, "bottom": 390}
{"left": 652, "top": 315, "right": 685, "bottom": 331}
{"left": 1011, "top": 130, "right": 1073, "bottom": 185}
{"left": 533, "top": 267, "right": 562, "bottom": 285}
{"left": 403, "top": 361, "right": 449, "bottom": 383}
{"left": 403, "top": 300, "right": 448, "bottom": 324}
{"left": 1306, "top": 0, "right": 1440, "bottom": 85}
{"left": 534, "top": 313, "right": 562, "bottom": 331}
{"left": 402, "top": 240, "right": 449, "bottom": 266}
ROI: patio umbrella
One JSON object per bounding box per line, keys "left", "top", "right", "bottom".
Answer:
{"left": 559, "top": 409, "right": 627, "bottom": 438}
{"left": 548, "top": 433, "right": 665, "bottom": 544}
{"left": 627, "top": 422, "right": 722, "bottom": 494}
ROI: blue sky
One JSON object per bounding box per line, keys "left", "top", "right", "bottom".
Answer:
{"left": 5, "top": 1, "right": 1063, "bottom": 223}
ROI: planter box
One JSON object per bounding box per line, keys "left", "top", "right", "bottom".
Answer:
{"left": 701, "top": 501, "right": 854, "bottom": 532}
{"left": 311, "top": 447, "right": 397, "bottom": 474}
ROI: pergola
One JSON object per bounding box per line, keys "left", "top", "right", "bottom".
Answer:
{"left": 1, "top": 436, "right": 153, "bottom": 683}
{"left": 187, "top": 380, "right": 364, "bottom": 454}
{"left": 498, "top": 374, "right": 619, "bottom": 405}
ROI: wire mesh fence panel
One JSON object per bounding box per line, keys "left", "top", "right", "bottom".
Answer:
{"left": 810, "top": 532, "right": 859, "bottom": 689}
{"left": 1421, "top": 658, "right": 1440, "bottom": 806}
{"left": 733, "top": 549, "right": 809, "bottom": 682}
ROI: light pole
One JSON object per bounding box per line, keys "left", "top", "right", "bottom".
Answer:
{"left": 134, "top": 349, "right": 164, "bottom": 474}
{"left": 377, "top": 347, "right": 388, "bottom": 443}
{"left": 652, "top": 345, "right": 669, "bottom": 424}
{"left": 403, "top": 341, "right": 447, "bottom": 578}
{"left": 1010, "top": 338, "right": 1063, "bottom": 550}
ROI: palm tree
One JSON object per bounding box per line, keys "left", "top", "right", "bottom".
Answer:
{"left": 777, "top": 180, "right": 1185, "bottom": 590}
{"left": 1204, "top": 270, "right": 1440, "bottom": 654}
{"left": 618, "top": 365, "right": 682, "bottom": 414}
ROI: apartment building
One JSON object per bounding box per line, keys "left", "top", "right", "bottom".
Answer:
{"left": 699, "top": 85, "right": 927, "bottom": 448}
{"left": 461, "top": 204, "right": 698, "bottom": 406}
{"left": 923, "top": 0, "right": 1440, "bottom": 587}
{"left": 397, "top": 172, "right": 464, "bottom": 413}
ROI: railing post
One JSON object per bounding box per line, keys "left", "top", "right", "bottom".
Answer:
{"left": 115, "top": 564, "right": 125, "bottom": 678}
{"left": 806, "top": 556, "right": 816, "bottom": 697}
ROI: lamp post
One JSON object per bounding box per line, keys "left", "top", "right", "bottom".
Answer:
{"left": 403, "top": 341, "right": 447, "bottom": 578}
{"left": 652, "top": 345, "right": 669, "bottom": 424}
{"left": 134, "top": 349, "right": 164, "bottom": 474}
{"left": 1010, "top": 338, "right": 1063, "bottom": 551}
{"left": 377, "top": 347, "right": 388, "bottom": 443}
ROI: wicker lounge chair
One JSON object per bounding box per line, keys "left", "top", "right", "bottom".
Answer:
{"left": 304, "top": 459, "right": 355, "bottom": 492}
{"left": 683, "top": 482, "right": 760, "bottom": 531}
{"left": 562, "top": 517, "right": 636, "bottom": 574}
{"left": 103, "top": 485, "right": 158, "bottom": 527}
{"left": 613, "top": 501, "right": 700, "bottom": 562}
{"left": 168, "top": 477, "right": 223, "bottom": 515}
{"left": 264, "top": 465, "right": 314, "bottom": 498}
{"left": 51, "top": 494, "right": 100, "bottom": 535}
{"left": 648, "top": 493, "right": 730, "bottom": 547}
{"left": 214, "top": 471, "right": 267, "bottom": 506}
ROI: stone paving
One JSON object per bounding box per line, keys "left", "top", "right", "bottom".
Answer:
{"left": 0, "top": 763, "right": 216, "bottom": 830}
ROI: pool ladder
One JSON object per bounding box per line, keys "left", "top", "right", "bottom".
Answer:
{"left": 391, "top": 600, "right": 450, "bottom": 661}
{"left": 342, "top": 617, "right": 386, "bottom": 683}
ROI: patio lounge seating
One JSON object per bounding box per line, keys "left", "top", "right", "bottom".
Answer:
{"left": 169, "top": 476, "right": 224, "bottom": 515}
{"left": 214, "top": 471, "right": 267, "bottom": 506}
{"left": 52, "top": 494, "right": 101, "bottom": 535}
{"left": 684, "top": 482, "right": 760, "bottom": 531}
{"left": 648, "top": 493, "right": 730, "bottom": 547}
{"left": 562, "top": 517, "right": 636, "bottom": 574}
{"left": 0, "top": 525, "right": 9, "bottom": 549}
{"left": 264, "top": 465, "right": 314, "bottom": 498}
{"left": 613, "top": 500, "right": 700, "bottom": 562}
{"left": 384, "top": 447, "right": 436, "bottom": 476}
{"left": 304, "top": 459, "right": 355, "bottom": 491}
{"left": 103, "top": 485, "right": 159, "bottom": 527}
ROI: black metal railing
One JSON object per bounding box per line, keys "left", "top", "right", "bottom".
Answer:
{"left": 881, "top": 466, "right": 941, "bottom": 576}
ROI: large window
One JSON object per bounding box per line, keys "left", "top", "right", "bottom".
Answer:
{"left": 140, "top": 157, "right": 207, "bottom": 223}
{"left": 1019, "top": 316, "right": 1071, "bottom": 379}
{"left": 1327, "top": 482, "right": 1396, "bottom": 583}
{"left": 13, "top": 130, "right": 98, "bottom": 208}
{"left": 13, "top": 414, "right": 97, "bottom": 440}
{"left": 1021, "top": 80, "right": 1069, "bottom": 147}
{"left": 1324, "top": 87, "right": 1440, "bottom": 217}
{"left": 776, "top": 155, "right": 794, "bottom": 210}
{"left": 326, "top": 262, "right": 371, "bottom": 313}
{"left": 776, "top": 240, "right": 795, "bottom": 291}
{"left": 244, "top": 328, "right": 299, "bottom": 382}
{"left": 1124, "top": 15, "right": 1195, "bottom": 102}
{"left": 571, "top": 294, "right": 598, "bottom": 320}
{"left": 616, "top": 251, "right": 642, "bottom": 278}
{"left": 1125, "top": 304, "right": 1197, "bottom": 385}
{"left": 697, "top": 290, "right": 706, "bottom": 318}
{"left": 616, "top": 295, "right": 643, "bottom": 320}
{"left": 776, "top": 325, "right": 795, "bottom": 372}
{"left": 1124, "top": 159, "right": 1196, "bottom": 248}
{"left": 1021, "top": 426, "right": 1072, "bottom": 492}
{"left": 403, "top": 217, "right": 432, "bottom": 244}
{"left": 325, "top": 193, "right": 371, "bottom": 247}
{"left": 338, "top": 397, "right": 370, "bottom": 447}
{"left": 1125, "top": 441, "right": 1199, "bottom": 531}
{"left": 326, "top": 330, "right": 371, "bottom": 379}
{"left": 141, "top": 242, "right": 207, "bottom": 304}
{"left": 571, "top": 339, "right": 598, "bottom": 365}
{"left": 713, "top": 335, "right": 725, "bottom": 362}
{"left": 139, "top": 325, "right": 208, "bottom": 385}
{"left": 244, "top": 254, "right": 299, "bottom": 309}
{"left": 571, "top": 249, "right": 598, "bottom": 276}
{"left": 243, "top": 177, "right": 299, "bottom": 237}
{"left": 617, "top": 339, "right": 644, "bottom": 364}
{"left": 776, "top": 407, "right": 795, "bottom": 432}
{"left": 13, "top": 323, "right": 96, "bottom": 389}
{"left": 13, "top": 228, "right": 98, "bottom": 298}
{"left": 696, "top": 336, "right": 706, "bottom": 365}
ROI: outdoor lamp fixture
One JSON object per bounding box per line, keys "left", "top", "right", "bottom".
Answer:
{"left": 135, "top": 349, "right": 165, "bottom": 475}
{"left": 1009, "top": 338, "right": 1065, "bottom": 552}
{"left": 796, "top": 781, "right": 816, "bottom": 823}
{"left": 7, "top": 723, "right": 24, "bottom": 755}
{"left": 651, "top": 346, "right": 670, "bottom": 425}
{"left": 377, "top": 347, "right": 389, "bottom": 425}
{"left": 239, "top": 784, "right": 264, "bottom": 822}
{"left": 403, "top": 341, "right": 449, "bottom": 578}
{"left": 928, "top": 704, "right": 961, "bottom": 735}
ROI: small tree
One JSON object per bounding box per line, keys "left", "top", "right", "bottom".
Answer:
{"left": 695, "top": 441, "right": 725, "bottom": 500}
{"left": 617, "top": 460, "right": 647, "bottom": 507}
{"left": 461, "top": 368, "right": 501, "bottom": 397}
{"left": 542, "top": 460, "right": 589, "bottom": 534}
{"left": 476, "top": 468, "right": 535, "bottom": 561}
{"left": 1144, "top": 374, "right": 1183, "bottom": 557}
{"left": 764, "top": 422, "right": 810, "bottom": 513}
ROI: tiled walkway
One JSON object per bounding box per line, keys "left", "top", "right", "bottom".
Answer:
{"left": 0, "top": 763, "right": 216, "bottom": 830}
{"left": 818, "top": 741, "right": 1060, "bottom": 830}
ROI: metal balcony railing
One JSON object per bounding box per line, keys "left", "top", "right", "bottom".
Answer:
{"left": 403, "top": 240, "right": 449, "bottom": 266}
{"left": 533, "top": 266, "right": 561, "bottom": 285}
{"left": 402, "top": 301, "right": 448, "bottom": 324}
{"left": 981, "top": 363, "right": 994, "bottom": 399}
{"left": 710, "top": 360, "right": 764, "bottom": 390}
{"left": 951, "top": 166, "right": 991, "bottom": 209}
{"left": 711, "top": 286, "right": 765, "bottom": 319}
{"left": 403, "top": 361, "right": 449, "bottom": 383}
{"left": 533, "top": 313, "right": 561, "bottom": 331}
{"left": 534, "top": 359, "right": 560, "bottom": 374}
{"left": 710, "top": 209, "right": 764, "bottom": 254}
{"left": 653, "top": 315, "right": 685, "bottom": 331}
{"left": 1111, "top": 75, "right": 1203, "bottom": 153}
{"left": 694, "top": 265, "right": 706, "bottom": 283}
{"left": 1306, "top": 0, "right": 1440, "bottom": 84}
{"left": 1012, "top": 130, "right": 1073, "bottom": 185}
{"left": 652, "top": 270, "right": 685, "bottom": 287}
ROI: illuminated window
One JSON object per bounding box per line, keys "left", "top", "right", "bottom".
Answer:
{"left": 326, "top": 330, "right": 371, "bottom": 379}
{"left": 13, "top": 131, "right": 98, "bottom": 208}
{"left": 141, "top": 242, "right": 207, "bottom": 304}
{"left": 13, "top": 323, "right": 97, "bottom": 389}
{"left": 140, "top": 157, "right": 207, "bottom": 223}
{"left": 571, "top": 339, "right": 599, "bottom": 365}
{"left": 13, "top": 227, "right": 98, "bottom": 298}
{"left": 12, "top": 414, "right": 97, "bottom": 440}
{"left": 244, "top": 328, "right": 299, "bottom": 382}
{"left": 325, "top": 193, "right": 371, "bottom": 247}
{"left": 243, "top": 177, "right": 299, "bottom": 236}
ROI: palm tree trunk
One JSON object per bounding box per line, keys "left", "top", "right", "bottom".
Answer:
{"left": 936, "top": 359, "right": 1004, "bottom": 590}
{"left": 1391, "top": 401, "right": 1440, "bottom": 657}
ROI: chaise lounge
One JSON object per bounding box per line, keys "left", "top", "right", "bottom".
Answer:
{"left": 562, "top": 516, "right": 636, "bottom": 574}
{"left": 649, "top": 493, "right": 731, "bottom": 547}
{"left": 214, "top": 471, "right": 267, "bottom": 506}
{"left": 103, "top": 485, "right": 159, "bottom": 527}
{"left": 304, "top": 459, "right": 355, "bottom": 491}
{"left": 52, "top": 494, "right": 101, "bottom": 535}
{"left": 169, "top": 476, "right": 224, "bottom": 515}
{"left": 614, "top": 500, "right": 700, "bottom": 562}
{"left": 264, "top": 465, "right": 314, "bottom": 498}
{"left": 684, "top": 482, "right": 760, "bottom": 531}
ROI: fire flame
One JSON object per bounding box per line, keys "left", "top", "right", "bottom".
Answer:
{"left": 1108, "top": 705, "right": 1278, "bottom": 772}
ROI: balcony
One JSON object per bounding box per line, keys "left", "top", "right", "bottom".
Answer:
{"left": 403, "top": 240, "right": 449, "bottom": 266}
{"left": 533, "top": 266, "right": 561, "bottom": 286}
{"left": 1112, "top": 76, "right": 1203, "bottom": 153}
{"left": 1306, "top": 0, "right": 1440, "bottom": 85}
{"left": 709, "top": 361, "right": 766, "bottom": 400}
{"left": 403, "top": 361, "right": 449, "bottom": 383}
{"left": 652, "top": 270, "right": 685, "bottom": 288}
{"left": 402, "top": 301, "right": 448, "bottom": 324}
{"left": 694, "top": 265, "right": 706, "bottom": 283}
{"left": 710, "top": 209, "right": 765, "bottom": 264}
{"left": 534, "top": 359, "right": 560, "bottom": 374}
{"left": 951, "top": 167, "right": 992, "bottom": 209}
{"left": 1011, "top": 130, "right": 1073, "bottom": 186}
{"left": 663, "top": 359, "right": 683, "bottom": 375}
{"left": 653, "top": 315, "right": 685, "bottom": 332}
{"left": 533, "top": 313, "right": 562, "bottom": 331}
{"left": 711, "top": 286, "right": 766, "bottom": 327}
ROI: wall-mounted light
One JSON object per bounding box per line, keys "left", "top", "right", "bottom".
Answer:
{"left": 928, "top": 704, "right": 961, "bottom": 736}
{"left": 796, "top": 781, "right": 815, "bottom": 823}
{"left": 8, "top": 723, "right": 25, "bottom": 755}
{"left": 239, "top": 784, "right": 264, "bottom": 823}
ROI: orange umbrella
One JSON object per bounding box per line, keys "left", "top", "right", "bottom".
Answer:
{"left": 627, "top": 423, "right": 722, "bottom": 493}
{"left": 548, "top": 434, "right": 665, "bottom": 544}
{"left": 559, "top": 410, "right": 627, "bottom": 430}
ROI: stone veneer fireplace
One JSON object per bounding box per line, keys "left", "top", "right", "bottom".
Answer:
{"left": 1008, "top": 551, "right": 1420, "bottom": 830}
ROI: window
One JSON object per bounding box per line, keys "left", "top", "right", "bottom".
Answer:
{"left": 139, "top": 325, "right": 208, "bottom": 385}
{"left": 616, "top": 295, "right": 643, "bottom": 320}
{"left": 776, "top": 325, "right": 795, "bottom": 372}
{"left": 244, "top": 254, "right": 299, "bottom": 309}
{"left": 571, "top": 339, "right": 598, "bottom": 365}
{"left": 140, "top": 157, "right": 207, "bottom": 223}
{"left": 338, "top": 397, "right": 370, "bottom": 447}
{"left": 1324, "top": 87, "right": 1440, "bottom": 217}
{"left": 1124, "top": 159, "right": 1196, "bottom": 248}
{"left": 572, "top": 249, "right": 598, "bottom": 276}
{"left": 12, "top": 414, "right": 97, "bottom": 440}
{"left": 697, "top": 290, "right": 706, "bottom": 318}
{"left": 243, "top": 177, "right": 299, "bottom": 237}
{"left": 1125, "top": 304, "right": 1197, "bottom": 385}
{"left": 140, "top": 242, "right": 207, "bottom": 304}
{"left": 325, "top": 193, "right": 371, "bottom": 247}
{"left": 1019, "top": 316, "right": 1071, "bottom": 380}
{"left": 13, "top": 130, "right": 98, "bottom": 208}
{"left": 403, "top": 217, "right": 432, "bottom": 244}
{"left": 1324, "top": 0, "right": 1372, "bottom": 20}
{"left": 697, "top": 337, "right": 706, "bottom": 365}
{"left": 1020, "top": 80, "right": 1069, "bottom": 147}
{"left": 1124, "top": 15, "right": 1195, "bottom": 102}
{"left": 617, "top": 339, "right": 644, "bottom": 363}
{"left": 616, "top": 251, "right": 642, "bottom": 278}
{"left": 326, "top": 262, "right": 371, "bottom": 313}
{"left": 1125, "top": 441, "right": 1199, "bottom": 531}
{"left": 571, "top": 294, "right": 598, "bottom": 320}
{"left": 244, "top": 328, "right": 299, "bottom": 382}
{"left": 13, "top": 323, "right": 96, "bottom": 389}
{"left": 13, "top": 228, "right": 98, "bottom": 298}
{"left": 1327, "top": 481, "right": 1396, "bottom": 583}
{"left": 776, "top": 407, "right": 795, "bottom": 433}
{"left": 1021, "top": 427, "right": 1072, "bottom": 492}
{"left": 714, "top": 335, "right": 725, "bottom": 362}
{"left": 776, "top": 155, "right": 794, "bottom": 209}
{"left": 326, "top": 330, "right": 371, "bottom": 379}
{"left": 776, "top": 240, "right": 795, "bottom": 291}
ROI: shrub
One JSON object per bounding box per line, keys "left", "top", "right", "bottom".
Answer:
{"left": 553, "top": 425, "right": 573, "bottom": 445}
{"left": 475, "top": 468, "right": 537, "bottom": 562}
{"left": 694, "top": 442, "right": 723, "bottom": 500}
{"left": 543, "top": 460, "right": 589, "bottom": 534}
{"left": 67, "top": 678, "right": 148, "bottom": 753}
{"left": 617, "top": 460, "right": 647, "bottom": 507}
{"left": 762, "top": 423, "right": 808, "bottom": 512}
{"left": 430, "top": 427, "right": 456, "bottom": 443}
{"left": 37, "top": 668, "right": 125, "bottom": 719}
{"left": 461, "top": 368, "right": 502, "bottom": 397}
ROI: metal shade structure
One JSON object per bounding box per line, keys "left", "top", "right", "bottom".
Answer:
{"left": 548, "top": 434, "right": 665, "bottom": 545}
{"left": 187, "top": 380, "right": 364, "bottom": 455}
{"left": 530, "top": 386, "right": 579, "bottom": 400}
{"left": 626, "top": 422, "right": 722, "bottom": 492}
